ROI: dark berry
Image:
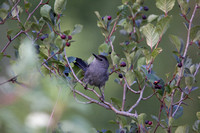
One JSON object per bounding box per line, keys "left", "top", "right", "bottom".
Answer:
{"left": 60, "top": 34, "right": 66, "bottom": 39}
{"left": 142, "top": 15, "right": 147, "bottom": 20}
{"left": 40, "top": 34, "right": 48, "bottom": 41}
{"left": 154, "top": 84, "right": 162, "bottom": 89}
{"left": 148, "top": 121, "right": 153, "bottom": 125}
{"left": 125, "top": 41, "right": 130, "bottom": 45}
{"left": 107, "top": 16, "right": 112, "bottom": 20}
{"left": 177, "top": 62, "right": 182, "bottom": 68}
{"left": 40, "top": 36, "right": 46, "bottom": 41}
{"left": 66, "top": 42, "right": 70, "bottom": 47}
{"left": 102, "top": 17, "right": 104, "bottom": 20}
{"left": 120, "top": 62, "right": 126, "bottom": 67}
{"left": 145, "top": 120, "right": 149, "bottom": 124}
{"left": 118, "top": 74, "right": 123, "bottom": 78}
{"left": 68, "top": 35, "right": 72, "bottom": 40}
{"left": 153, "top": 80, "right": 160, "bottom": 85}
{"left": 143, "top": 6, "right": 149, "bottom": 11}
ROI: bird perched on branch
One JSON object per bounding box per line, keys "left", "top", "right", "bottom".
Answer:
{"left": 74, "top": 54, "right": 109, "bottom": 101}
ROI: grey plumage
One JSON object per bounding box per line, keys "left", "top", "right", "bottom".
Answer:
{"left": 74, "top": 54, "right": 109, "bottom": 100}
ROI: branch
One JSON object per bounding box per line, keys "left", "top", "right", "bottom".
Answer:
{"left": 176, "top": 4, "right": 198, "bottom": 87}
{"left": 104, "top": 101, "right": 137, "bottom": 118}
{"left": 121, "top": 83, "right": 127, "bottom": 111}
{"left": 1, "top": 30, "right": 24, "bottom": 53}
{"left": 128, "top": 85, "right": 145, "bottom": 113}
{"left": 172, "top": 92, "right": 184, "bottom": 117}
{"left": 25, "top": 0, "right": 44, "bottom": 23}
{"left": 107, "top": 15, "right": 120, "bottom": 53}
{"left": 124, "top": 77, "right": 140, "bottom": 94}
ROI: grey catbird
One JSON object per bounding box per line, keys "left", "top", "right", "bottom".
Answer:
{"left": 74, "top": 54, "right": 109, "bottom": 100}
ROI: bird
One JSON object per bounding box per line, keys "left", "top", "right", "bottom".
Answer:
{"left": 74, "top": 53, "right": 109, "bottom": 101}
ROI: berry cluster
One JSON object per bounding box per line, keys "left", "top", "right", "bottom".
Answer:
{"left": 145, "top": 120, "right": 153, "bottom": 126}
{"left": 60, "top": 34, "right": 73, "bottom": 47}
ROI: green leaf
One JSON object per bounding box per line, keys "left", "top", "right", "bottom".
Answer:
{"left": 197, "top": 112, "right": 200, "bottom": 120}
{"left": 190, "top": 26, "right": 200, "bottom": 42}
{"left": 94, "top": 11, "right": 102, "bottom": 21}
{"left": 151, "top": 115, "right": 159, "bottom": 121}
{"left": 177, "top": 0, "right": 189, "bottom": 15}
{"left": 173, "top": 105, "right": 183, "bottom": 119}
{"left": 134, "top": 70, "right": 144, "bottom": 85}
{"left": 63, "top": 30, "right": 70, "bottom": 35}
{"left": 169, "top": 34, "right": 182, "bottom": 52}
{"left": 132, "top": 49, "right": 142, "bottom": 66}
{"left": 141, "top": 23, "right": 159, "bottom": 49}
{"left": 168, "top": 117, "right": 174, "bottom": 126}
{"left": 196, "top": 0, "right": 200, "bottom": 6}
{"left": 109, "top": 36, "right": 116, "bottom": 44}
{"left": 25, "top": 2, "right": 32, "bottom": 11}
{"left": 0, "top": 9, "right": 8, "bottom": 20}
{"left": 110, "top": 97, "right": 121, "bottom": 109}
{"left": 0, "top": 53, "right": 4, "bottom": 61}
{"left": 147, "top": 14, "right": 158, "bottom": 23}
{"left": 40, "top": 4, "right": 52, "bottom": 21}
{"left": 156, "top": 0, "right": 175, "bottom": 14}
{"left": 7, "top": 29, "right": 13, "bottom": 37}
{"left": 122, "top": 0, "right": 130, "bottom": 4}
{"left": 190, "top": 64, "right": 196, "bottom": 75}
{"left": 30, "top": 22, "right": 40, "bottom": 32}
{"left": 185, "top": 75, "right": 194, "bottom": 89}
{"left": 54, "top": 0, "right": 67, "bottom": 14}
{"left": 193, "top": 120, "right": 200, "bottom": 132}
{"left": 125, "top": 70, "right": 135, "bottom": 86}
{"left": 146, "top": 73, "right": 160, "bottom": 83}
{"left": 11, "top": 5, "right": 22, "bottom": 18}
{"left": 117, "top": 18, "right": 126, "bottom": 26}
{"left": 151, "top": 47, "right": 163, "bottom": 60}
{"left": 156, "top": 16, "right": 172, "bottom": 35}
{"left": 175, "top": 125, "right": 189, "bottom": 133}
{"left": 71, "top": 24, "right": 83, "bottom": 35}
{"left": 98, "top": 43, "right": 110, "bottom": 55}
{"left": 138, "top": 113, "right": 147, "bottom": 125}
{"left": 111, "top": 52, "right": 120, "bottom": 65}
{"left": 68, "top": 56, "right": 76, "bottom": 63}
{"left": 124, "top": 22, "right": 132, "bottom": 33}
{"left": 55, "top": 37, "right": 63, "bottom": 48}
{"left": 137, "top": 57, "right": 146, "bottom": 70}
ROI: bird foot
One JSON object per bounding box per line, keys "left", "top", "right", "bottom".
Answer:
{"left": 99, "top": 96, "right": 105, "bottom": 102}
{"left": 84, "top": 84, "right": 88, "bottom": 90}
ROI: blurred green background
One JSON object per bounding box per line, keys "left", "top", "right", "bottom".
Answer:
{"left": 0, "top": 0, "right": 199, "bottom": 132}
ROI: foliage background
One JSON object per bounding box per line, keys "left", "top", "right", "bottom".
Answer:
{"left": 0, "top": 0, "right": 199, "bottom": 132}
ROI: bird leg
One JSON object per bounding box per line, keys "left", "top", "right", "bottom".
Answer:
{"left": 99, "top": 87, "right": 105, "bottom": 102}
{"left": 84, "top": 84, "right": 88, "bottom": 90}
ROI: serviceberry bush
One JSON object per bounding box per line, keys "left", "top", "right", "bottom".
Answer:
{"left": 0, "top": 0, "right": 200, "bottom": 133}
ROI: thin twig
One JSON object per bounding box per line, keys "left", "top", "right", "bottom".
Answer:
{"left": 176, "top": 4, "right": 198, "bottom": 87}
{"left": 142, "top": 92, "right": 155, "bottom": 100}
{"left": 1, "top": 30, "right": 24, "bottom": 53}
{"left": 103, "top": 101, "right": 137, "bottom": 118}
{"left": 124, "top": 77, "right": 140, "bottom": 94}
{"left": 172, "top": 92, "right": 184, "bottom": 117}
{"left": 121, "top": 83, "right": 127, "bottom": 111}
{"left": 26, "top": 0, "right": 43, "bottom": 23}
{"left": 41, "top": 51, "right": 60, "bottom": 66}
{"left": 128, "top": 85, "right": 145, "bottom": 113}
{"left": 107, "top": 15, "right": 120, "bottom": 53}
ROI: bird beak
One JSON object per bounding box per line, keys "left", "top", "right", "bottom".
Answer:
{"left": 93, "top": 53, "right": 102, "bottom": 61}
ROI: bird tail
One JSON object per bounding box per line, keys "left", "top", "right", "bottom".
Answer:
{"left": 74, "top": 58, "right": 88, "bottom": 72}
